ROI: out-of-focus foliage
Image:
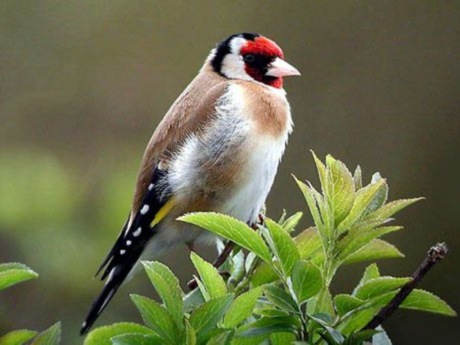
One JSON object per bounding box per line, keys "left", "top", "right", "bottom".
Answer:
{"left": 83, "top": 154, "right": 455, "bottom": 344}
{"left": 0, "top": 263, "right": 61, "bottom": 345}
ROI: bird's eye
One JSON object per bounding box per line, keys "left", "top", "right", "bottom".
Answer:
{"left": 243, "top": 54, "right": 256, "bottom": 63}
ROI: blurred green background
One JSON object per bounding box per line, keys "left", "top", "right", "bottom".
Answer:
{"left": 1, "top": 1, "right": 459, "bottom": 344}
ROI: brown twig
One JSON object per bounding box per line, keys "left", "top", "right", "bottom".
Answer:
{"left": 363, "top": 242, "right": 448, "bottom": 330}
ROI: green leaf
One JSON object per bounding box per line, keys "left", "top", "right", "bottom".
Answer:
{"left": 185, "top": 320, "right": 197, "bottom": 345}
{"left": 401, "top": 289, "right": 457, "bottom": 316}
{"left": 324, "top": 155, "right": 355, "bottom": 225}
{"left": 178, "top": 213, "right": 271, "bottom": 262}
{"left": 236, "top": 316, "right": 299, "bottom": 338}
{"left": 334, "top": 294, "right": 363, "bottom": 317}
{"left": 295, "top": 227, "right": 323, "bottom": 261}
{"left": 207, "top": 331, "right": 233, "bottom": 345}
{"left": 293, "top": 176, "right": 325, "bottom": 233}
{"left": 338, "top": 226, "right": 402, "bottom": 261}
{"left": 0, "top": 330, "right": 37, "bottom": 345}
{"left": 142, "top": 261, "right": 183, "bottom": 325}
{"left": 270, "top": 332, "right": 296, "bottom": 345}
{"left": 340, "top": 308, "right": 378, "bottom": 335}
{"left": 356, "top": 263, "right": 381, "bottom": 289}
{"left": 0, "top": 263, "right": 38, "bottom": 291}
{"left": 311, "top": 151, "right": 327, "bottom": 192}
{"left": 353, "top": 165, "right": 362, "bottom": 190}
{"left": 281, "top": 212, "right": 303, "bottom": 233}
{"left": 183, "top": 287, "right": 205, "bottom": 313}
{"left": 372, "top": 327, "right": 392, "bottom": 345}
{"left": 131, "top": 295, "right": 178, "bottom": 344}
{"left": 346, "top": 329, "right": 379, "bottom": 344}
{"left": 190, "top": 253, "right": 227, "bottom": 299}
{"left": 31, "top": 322, "right": 61, "bottom": 345}
{"left": 189, "top": 294, "right": 233, "bottom": 344}
{"left": 111, "top": 333, "right": 163, "bottom": 345}
{"left": 337, "top": 179, "right": 386, "bottom": 232}
{"left": 364, "top": 173, "right": 388, "bottom": 215}
{"left": 263, "top": 284, "right": 298, "bottom": 313}
{"left": 354, "top": 276, "right": 410, "bottom": 300}
{"left": 308, "top": 287, "right": 335, "bottom": 316}
{"left": 291, "top": 260, "right": 322, "bottom": 304}
{"left": 83, "top": 323, "right": 156, "bottom": 345}
{"left": 263, "top": 218, "right": 300, "bottom": 276}
{"left": 250, "top": 262, "right": 278, "bottom": 287}
{"left": 364, "top": 198, "right": 423, "bottom": 223}
{"left": 343, "top": 239, "right": 404, "bottom": 265}
{"left": 223, "top": 287, "right": 263, "bottom": 328}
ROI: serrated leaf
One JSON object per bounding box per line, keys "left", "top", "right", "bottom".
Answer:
{"left": 263, "top": 284, "right": 298, "bottom": 313}
{"left": 185, "top": 320, "right": 197, "bottom": 345}
{"left": 31, "top": 322, "right": 61, "bottom": 345}
{"left": 295, "top": 227, "right": 323, "bottom": 260}
{"left": 190, "top": 253, "right": 227, "bottom": 299}
{"left": 0, "top": 263, "right": 38, "bottom": 291}
{"left": 142, "top": 261, "right": 183, "bottom": 325}
{"left": 250, "top": 262, "right": 278, "bottom": 287}
{"left": 178, "top": 213, "right": 271, "bottom": 263}
{"left": 372, "top": 327, "right": 393, "bottom": 345}
{"left": 325, "top": 155, "right": 355, "bottom": 225}
{"left": 223, "top": 287, "right": 263, "bottom": 328}
{"left": 354, "top": 277, "right": 410, "bottom": 300}
{"left": 270, "top": 332, "right": 296, "bottom": 345}
{"left": 0, "top": 330, "right": 37, "bottom": 345}
{"left": 263, "top": 219, "right": 300, "bottom": 276}
{"left": 291, "top": 260, "right": 322, "bottom": 304}
{"left": 401, "top": 289, "right": 456, "bottom": 316}
{"left": 364, "top": 198, "right": 423, "bottom": 223}
{"left": 308, "top": 287, "right": 335, "bottom": 316}
{"left": 189, "top": 294, "right": 233, "bottom": 344}
{"left": 356, "top": 264, "right": 381, "bottom": 290}
{"left": 311, "top": 151, "right": 327, "bottom": 193}
{"left": 353, "top": 166, "right": 362, "bottom": 190}
{"left": 83, "top": 323, "right": 156, "bottom": 345}
{"left": 339, "top": 308, "right": 379, "bottom": 335}
{"left": 236, "top": 316, "right": 299, "bottom": 338}
{"left": 281, "top": 212, "right": 303, "bottom": 233}
{"left": 206, "top": 329, "right": 233, "bottom": 345}
{"left": 111, "top": 333, "right": 163, "bottom": 345}
{"left": 334, "top": 294, "right": 364, "bottom": 317}
{"left": 343, "top": 240, "right": 404, "bottom": 265}
{"left": 338, "top": 180, "right": 386, "bottom": 232}
{"left": 293, "top": 176, "right": 325, "bottom": 233}
{"left": 183, "top": 287, "right": 205, "bottom": 313}
{"left": 131, "top": 295, "right": 178, "bottom": 344}
{"left": 364, "top": 174, "right": 388, "bottom": 215}
{"left": 338, "top": 226, "right": 402, "bottom": 261}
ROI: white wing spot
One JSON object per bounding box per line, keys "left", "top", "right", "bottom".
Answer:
{"left": 120, "top": 249, "right": 126, "bottom": 255}
{"left": 126, "top": 240, "right": 132, "bottom": 246}
{"left": 133, "top": 227, "right": 142, "bottom": 237}
{"left": 140, "top": 205, "right": 150, "bottom": 215}
{"left": 148, "top": 183, "right": 154, "bottom": 191}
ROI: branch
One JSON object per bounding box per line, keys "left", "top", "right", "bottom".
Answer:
{"left": 363, "top": 242, "right": 448, "bottom": 330}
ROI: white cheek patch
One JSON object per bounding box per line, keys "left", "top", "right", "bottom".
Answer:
{"left": 220, "top": 37, "right": 254, "bottom": 81}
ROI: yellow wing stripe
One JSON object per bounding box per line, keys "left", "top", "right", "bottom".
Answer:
{"left": 151, "top": 198, "right": 176, "bottom": 227}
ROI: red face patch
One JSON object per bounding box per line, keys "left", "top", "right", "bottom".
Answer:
{"left": 240, "top": 37, "right": 284, "bottom": 59}
{"left": 240, "top": 37, "right": 284, "bottom": 88}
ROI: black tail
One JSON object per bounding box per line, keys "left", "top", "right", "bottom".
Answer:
{"left": 80, "top": 264, "right": 131, "bottom": 335}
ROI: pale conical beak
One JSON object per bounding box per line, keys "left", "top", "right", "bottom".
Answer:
{"left": 265, "top": 57, "right": 301, "bottom": 77}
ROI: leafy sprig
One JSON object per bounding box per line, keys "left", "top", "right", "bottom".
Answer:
{"left": 84, "top": 153, "right": 456, "bottom": 345}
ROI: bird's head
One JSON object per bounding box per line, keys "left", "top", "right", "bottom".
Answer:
{"left": 210, "top": 33, "right": 300, "bottom": 89}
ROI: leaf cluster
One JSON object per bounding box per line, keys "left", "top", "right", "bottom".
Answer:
{"left": 83, "top": 153, "right": 456, "bottom": 345}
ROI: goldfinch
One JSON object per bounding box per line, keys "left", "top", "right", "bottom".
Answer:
{"left": 81, "top": 32, "right": 300, "bottom": 334}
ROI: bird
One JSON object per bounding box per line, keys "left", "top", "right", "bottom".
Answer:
{"left": 80, "top": 32, "right": 300, "bottom": 335}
